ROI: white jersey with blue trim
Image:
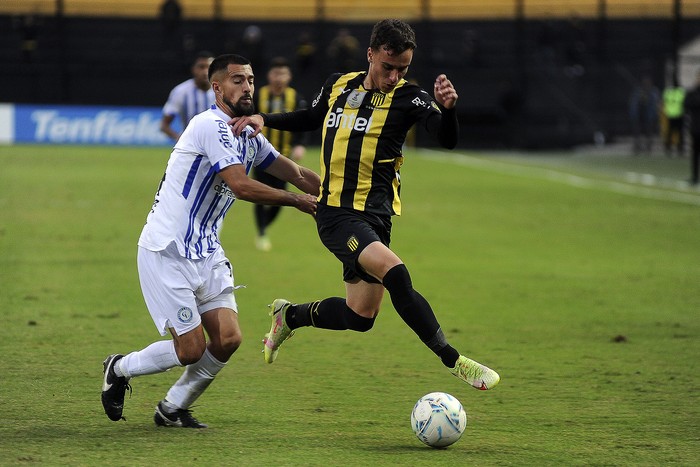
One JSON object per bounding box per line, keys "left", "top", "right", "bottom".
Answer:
{"left": 162, "top": 78, "right": 216, "bottom": 128}
{"left": 139, "top": 105, "right": 279, "bottom": 259}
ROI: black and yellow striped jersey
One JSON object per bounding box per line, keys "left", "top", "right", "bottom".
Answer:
{"left": 263, "top": 71, "right": 458, "bottom": 217}
{"left": 254, "top": 85, "right": 306, "bottom": 156}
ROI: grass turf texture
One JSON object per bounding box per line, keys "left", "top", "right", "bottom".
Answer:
{"left": 0, "top": 144, "right": 698, "bottom": 465}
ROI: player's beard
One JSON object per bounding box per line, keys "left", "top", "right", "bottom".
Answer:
{"left": 223, "top": 96, "right": 255, "bottom": 117}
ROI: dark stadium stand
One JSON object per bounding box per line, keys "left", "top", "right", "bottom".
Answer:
{"left": 3, "top": 14, "right": 700, "bottom": 148}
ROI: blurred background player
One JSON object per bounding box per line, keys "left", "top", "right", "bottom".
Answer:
{"left": 160, "top": 51, "right": 215, "bottom": 141}
{"left": 252, "top": 57, "right": 308, "bottom": 251}
{"left": 629, "top": 75, "right": 660, "bottom": 156}
{"left": 684, "top": 70, "right": 700, "bottom": 185}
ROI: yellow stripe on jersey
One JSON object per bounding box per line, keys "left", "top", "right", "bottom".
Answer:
{"left": 284, "top": 87, "right": 296, "bottom": 115}
{"left": 320, "top": 73, "right": 363, "bottom": 208}
{"left": 392, "top": 155, "right": 404, "bottom": 215}
{"left": 353, "top": 93, "right": 389, "bottom": 211}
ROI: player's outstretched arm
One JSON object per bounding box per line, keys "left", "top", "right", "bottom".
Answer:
{"left": 219, "top": 164, "right": 317, "bottom": 216}
{"left": 425, "top": 74, "right": 460, "bottom": 149}
{"left": 264, "top": 155, "right": 320, "bottom": 197}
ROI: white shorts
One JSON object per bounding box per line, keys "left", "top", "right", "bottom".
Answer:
{"left": 137, "top": 242, "right": 238, "bottom": 336}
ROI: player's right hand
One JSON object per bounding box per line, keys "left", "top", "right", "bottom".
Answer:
{"left": 228, "top": 114, "right": 264, "bottom": 137}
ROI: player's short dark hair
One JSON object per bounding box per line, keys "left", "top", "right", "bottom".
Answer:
{"left": 208, "top": 54, "right": 251, "bottom": 81}
{"left": 369, "top": 19, "right": 417, "bottom": 54}
{"left": 268, "top": 56, "right": 291, "bottom": 70}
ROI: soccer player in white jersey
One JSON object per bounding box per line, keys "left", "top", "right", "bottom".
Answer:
{"left": 160, "top": 51, "right": 216, "bottom": 141}
{"left": 101, "top": 54, "right": 320, "bottom": 428}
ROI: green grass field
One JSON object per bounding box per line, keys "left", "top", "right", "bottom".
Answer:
{"left": 1, "top": 144, "right": 698, "bottom": 466}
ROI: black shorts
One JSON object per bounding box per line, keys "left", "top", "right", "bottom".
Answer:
{"left": 316, "top": 204, "right": 392, "bottom": 284}
{"left": 253, "top": 166, "right": 286, "bottom": 191}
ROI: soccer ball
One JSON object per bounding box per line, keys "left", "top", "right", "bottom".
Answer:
{"left": 410, "top": 392, "right": 467, "bottom": 448}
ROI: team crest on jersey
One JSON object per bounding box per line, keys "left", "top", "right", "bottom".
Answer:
{"left": 346, "top": 90, "right": 367, "bottom": 109}
{"left": 246, "top": 142, "right": 256, "bottom": 162}
{"left": 346, "top": 235, "right": 360, "bottom": 252}
{"left": 177, "top": 307, "right": 194, "bottom": 324}
{"left": 431, "top": 101, "right": 441, "bottom": 112}
{"left": 370, "top": 92, "right": 385, "bottom": 107}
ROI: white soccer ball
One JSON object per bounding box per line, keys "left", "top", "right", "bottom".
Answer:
{"left": 410, "top": 392, "right": 467, "bottom": 448}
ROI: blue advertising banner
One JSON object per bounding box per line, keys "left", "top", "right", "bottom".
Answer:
{"left": 2, "top": 103, "right": 182, "bottom": 146}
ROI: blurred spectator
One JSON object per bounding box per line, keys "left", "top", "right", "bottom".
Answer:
{"left": 160, "top": 0, "right": 181, "bottom": 36}
{"left": 684, "top": 71, "right": 700, "bottom": 184}
{"left": 535, "top": 19, "right": 559, "bottom": 71}
{"left": 461, "top": 29, "right": 482, "bottom": 68}
{"left": 241, "top": 25, "right": 266, "bottom": 72}
{"left": 13, "top": 13, "right": 41, "bottom": 63}
{"left": 498, "top": 77, "right": 524, "bottom": 148}
{"left": 295, "top": 31, "right": 317, "bottom": 76}
{"left": 562, "top": 14, "right": 586, "bottom": 77}
{"left": 327, "top": 28, "right": 361, "bottom": 72}
{"left": 629, "top": 75, "right": 660, "bottom": 155}
{"left": 160, "top": 0, "right": 182, "bottom": 59}
{"left": 662, "top": 77, "right": 686, "bottom": 157}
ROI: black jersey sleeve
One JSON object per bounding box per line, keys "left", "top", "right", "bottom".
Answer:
{"left": 425, "top": 106, "right": 459, "bottom": 149}
{"left": 261, "top": 74, "right": 337, "bottom": 132}
{"left": 407, "top": 85, "right": 459, "bottom": 149}
{"left": 290, "top": 92, "right": 309, "bottom": 146}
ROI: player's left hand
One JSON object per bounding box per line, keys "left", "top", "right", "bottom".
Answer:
{"left": 293, "top": 193, "right": 318, "bottom": 217}
{"left": 434, "top": 74, "right": 458, "bottom": 109}
{"left": 229, "top": 114, "right": 264, "bottom": 137}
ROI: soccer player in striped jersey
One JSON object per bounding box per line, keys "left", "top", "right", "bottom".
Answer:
{"left": 251, "top": 57, "right": 308, "bottom": 251}
{"left": 160, "top": 51, "right": 216, "bottom": 141}
{"left": 230, "top": 19, "right": 500, "bottom": 391}
{"left": 101, "top": 54, "right": 319, "bottom": 428}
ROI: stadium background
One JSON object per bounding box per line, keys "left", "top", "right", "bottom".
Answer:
{"left": 1, "top": 4, "right": 699, "bottom": 464}
{"left": 2, "top": 0, "right": 700, "bottom": 149}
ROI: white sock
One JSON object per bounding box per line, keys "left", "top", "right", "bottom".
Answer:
{"left": 164, "top": 348, "right": 226, "bottom": 410}
{"left": 117, "top": 340, "right": 181, "bottom": 379}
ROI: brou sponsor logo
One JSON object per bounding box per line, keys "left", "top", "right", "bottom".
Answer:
{"left": 325, "top": 108, "right": 372, "bottom": 133}
{"left": 30, "top": 109, "right": 167, "bottom": 144}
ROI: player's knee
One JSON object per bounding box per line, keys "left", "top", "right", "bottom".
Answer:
{"left": 382, "top": 263, "right": 412, "bottom": 294}
{"left": 205, "top": 326, "right": 242, "bottom": 359}
{"left": 218, "top": 329, "right": 243, "bottom": 357}
{"left": 176, "top": 343, "right": 206, "bottom": 366}
{"left": 345, "top": 309, "right": 377, "bottom": 332}
{"left": 354, "top": 315, "right": 376, "bottom": 332}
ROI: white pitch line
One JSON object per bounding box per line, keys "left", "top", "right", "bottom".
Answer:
{"left": 417, "top": 149, "right": 700, "bottom": 206}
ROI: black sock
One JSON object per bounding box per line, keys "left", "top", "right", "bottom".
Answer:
{"left": 383, "top": 264, "right": 459, "bottom": 367}
{"left": 267, "top": 205, "right": 282, "bottom": 225}
{"left": 287, "top": 297, "right": 375, "bottom": 332}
